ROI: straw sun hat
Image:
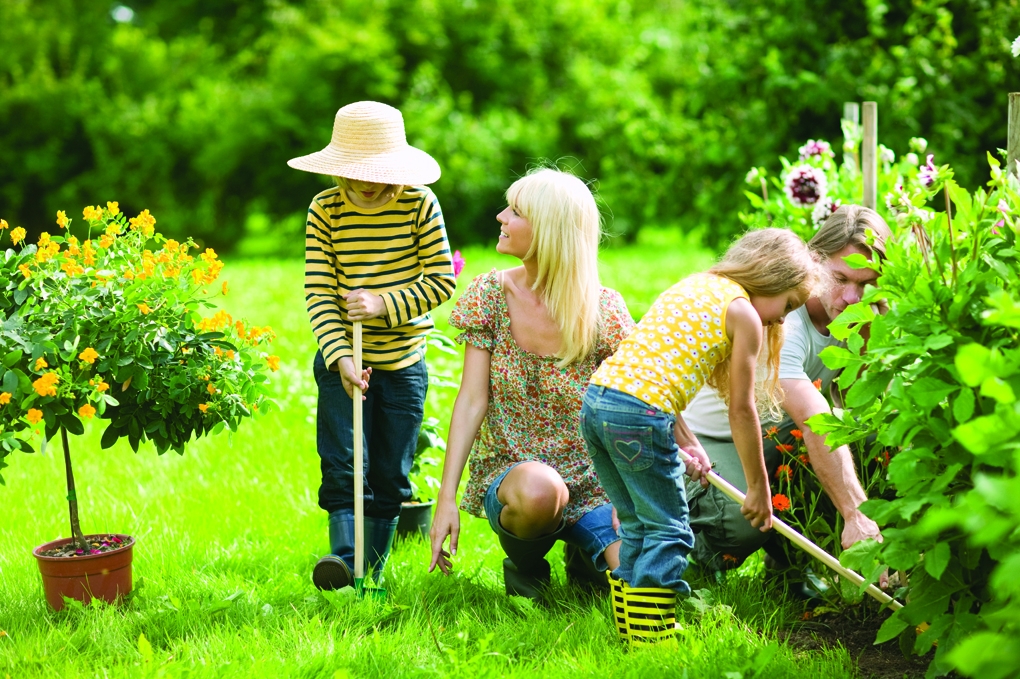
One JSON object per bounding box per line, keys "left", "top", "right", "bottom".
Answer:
{"left": 287, "top": 101, "right": 440, "bottom": 185}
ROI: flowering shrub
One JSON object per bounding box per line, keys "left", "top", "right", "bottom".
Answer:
{"left": 0, "top": 204, "right": 279, "bottom": 484}
{"left": 804, "top": 154, "right": 1020, "bottom": 677}
{"left": 740, "top": 127, "right": 929, "bottom": 241}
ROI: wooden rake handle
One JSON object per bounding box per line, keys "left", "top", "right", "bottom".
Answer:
{"left": 353, "top": 321, "right": 364, "bottom": 580}
{"left": 678, "top": 449, "right": 902, "bottom": 610}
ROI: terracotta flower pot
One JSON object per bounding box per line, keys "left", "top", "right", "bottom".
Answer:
{"left": 397, "top": 500, "right": 435, "bottom": 540}
{"left": 33, "top": 534, "right": 135, "bottom": 610}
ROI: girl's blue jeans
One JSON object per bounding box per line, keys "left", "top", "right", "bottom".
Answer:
{"left": 313, "top": 350, "right": 427, "bottom": 520}
{"left": 580, "top": 385, "right": 694, "bottom": 594}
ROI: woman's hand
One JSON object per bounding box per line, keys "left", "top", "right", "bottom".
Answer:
{"left": 429, "top": 498, "right": 461, "bottom": 575}
{"left": 741, "top": 481, "right": 773, "bottom": 532}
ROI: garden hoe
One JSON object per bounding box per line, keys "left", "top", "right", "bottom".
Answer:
{"left": 353, "top": 321, "right": 386, "bottom": 600}
{"left": 677, "top": 449, "right": 903, "bottom": 611}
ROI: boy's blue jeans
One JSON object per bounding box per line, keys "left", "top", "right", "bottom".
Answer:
{"left": 580, "top": 385, "right": 694, "bottom": 594}
{"left": 313, "top": 350, "right": 428, "bottom": 520}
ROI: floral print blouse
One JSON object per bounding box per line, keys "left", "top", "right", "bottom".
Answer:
{"left": 450, "top": 269, "right": 636, "bottom": 525}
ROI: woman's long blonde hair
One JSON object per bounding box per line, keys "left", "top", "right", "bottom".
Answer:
{"left": 707, "top": 228, "right": 823, "bottom": 420}
{"left": 506, "top": 168, "right": 602, "bottom": 368}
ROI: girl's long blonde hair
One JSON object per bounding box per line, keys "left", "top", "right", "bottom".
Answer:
{"left": 506, "top": 168, "right": 602, "bottom": 368}
{"left": 707, "top": 228, "right": 823, "bottom": 420}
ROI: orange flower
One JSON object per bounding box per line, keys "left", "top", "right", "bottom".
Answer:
{"left": 266, "top": 355, "right": 281, "bottom": 372}
{"left": 790, "top": 429, "right": 803, "bottom": 439}
{"left": 34, "top": 357, "right": 47, "bottom": 370}
{"left": 0, "top": 392, "right": 10, "bottom": 405}
{"left": 78, "top": 347, "right": 99, "bottom": 364}
{"left": 207, "top": 383, "right": 217, "bottom": 395}
{"left": 798, "top": 454, "right": 811, "bottom": 466}
{"left": 33, "top": 372, "right": 59, "bottom": 397}
{"left": 765, "top": 426, "right": 779, "bottom": 437}
{"left": 875, "top": 450, "right": 890, "bottom": 468}
{"left": 78, "top": 403, "right": 96, "bottom": 419}
{"left": 56, "top": 210, "right": 68, "bottom": 228}
{"left": 26, "top": 408, "right": 43, "bottom": 424}
{"left": 137, "top": 303, "right": 152, "bottom": 315}
{"left": 812, "top": 378, "right": 822, "bottom": 391}
{"left": 775, "top": 464, "right": 792, "bottom": 481}
{"left": 772, "top": 494, "right": 791, "bottom": 512}
{"left": 776, "top": 443, "right": 794, "bottom": 453}
{"left": 722, "top": 553, "right": 738, "bottom": 564}
{"left": 198, "top": 403, "right": 209, "bottom": 414}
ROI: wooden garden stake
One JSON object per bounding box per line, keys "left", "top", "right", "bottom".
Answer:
{"left": 1009, "top": 93, "right": 1020, "bottom": 178}
{"left": 862, "top": 102, "right": 878, "bottom": 210}
{"left": 677, "top": 449, "right": 903, "bottom": 611}
{"left": 843, "top": 102, "right": 860, "bottom": 172}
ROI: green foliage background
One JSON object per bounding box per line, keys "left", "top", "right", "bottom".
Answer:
{"left": 2, "top": 0, "right": 1018, "bottom": 252}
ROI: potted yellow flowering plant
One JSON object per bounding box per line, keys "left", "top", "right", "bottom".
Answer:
{"left": 0, "top": 205, "right": 279, "bottom": 610}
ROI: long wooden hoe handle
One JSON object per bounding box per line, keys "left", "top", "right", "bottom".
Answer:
{"left": 678, "top": 449, "right": 903, "bottom": 610}
{"left": 353, "top": 321, "right": 365, "bottom": 581}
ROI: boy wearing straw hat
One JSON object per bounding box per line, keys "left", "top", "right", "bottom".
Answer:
{"left": 289, "top": 101, "right": 457, "bottom": 591}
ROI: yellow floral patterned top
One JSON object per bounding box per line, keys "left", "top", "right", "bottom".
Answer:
{"left": 589, "top": 273, "right": 747, "bottom": 414}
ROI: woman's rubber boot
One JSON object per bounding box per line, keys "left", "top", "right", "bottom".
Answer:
{"left": 498, "top": 525, "right": 562, "bottom": 601}
{"left": 364, "top": 516, "right": 399, "bottom": 587}
{"left": 608, "top": 571, "right": 629, "bottom": 644}
{"left": 564, "top": 544, "right": 610, "bottom": 595}
{"left": 622, "top": 583, "right": 678, "bottom": 646}
{"left": 313, "top": 510, "right": 355, "bottom": 591}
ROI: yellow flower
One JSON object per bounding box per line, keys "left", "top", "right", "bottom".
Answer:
{"left": 0, "top": 392, "right": 10, "bottom": 404}
{"left": 56, "top": 211, "right": 68, "bottom": 228}
{"left": 34, "top": 357, "right": 47, "bottom": 370}
{"left": 226, "top": 350, "right": 235, "bottom": 360}
{"left": 61, "top": 260, "right": 85, "bottom": 277}
{"left": 200, "top": 248, "right": 218, "bottom": 263}
{"left": 105, "top": 223, "right": 121, "bottom": 237}
{"left": 106, "top": 201, "right": 120, "bottom": 216}
{"left": 82, "top": 240, "right": 96, "bottom": 266}
{"left": 137, "top": 303, "right": 152, "bottom": 315}
{"left": 33, "top": 372, "right": 59, "bottom": 397}
{"left": 18, "top": 264, "right": 31, "bottom": 279}
{"left": 191, "top": 268, "right": 204, "bottom": 285}
{"left": 66, "top": 236, "right": 80, "bottom": 256}
{"left": 0, "top": 219, "right": 7, "bottom": 230}
{"left": 207, "top": 383, "right": 217, "bottom": 395}
{"left": 96, "top": 380, "right": 109, "bottom": 392}
{"left": 128, "top": 209, "right": 156, "bottom": 237}
{"left": 221, "top": 281, "right": 229, "bottom": 295}
{"left": 198, "top": 403, "right": 209, "bottom": 414}
{"left": 26, "top": 408, "right": 43, "bottom": 424}
{"left": 78, "top": 403, "right": 96, "bottom": 419}
{"left": 79, "top": 347, "right": 99, "bottom": 364}
{"left": 83, "top": 206, "right": 100, "bottom": 221}
{"left": 11, "top": 227, "right": 26, "bottom": 245}
{"left": 267, "top": 355, "right": 281, "bottom": 372}
{"left": 99, "top": 234, "right": 115, "bottom": 249}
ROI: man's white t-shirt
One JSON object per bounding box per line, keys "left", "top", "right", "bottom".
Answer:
{"left": 683, "top": 304, "right": 843, "bottom": 437}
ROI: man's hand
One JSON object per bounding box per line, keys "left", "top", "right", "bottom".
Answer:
{"left": 842, "top": 510, "right": 888, "bottom": 587}
{"left": 333, "top": 356, "right": 371, "bottom": 399}
{"left": 742, "top": 481, "right": 773, "bottom": 532}
{"left": 346, "top": 289, "right": 386, "bottom": 321}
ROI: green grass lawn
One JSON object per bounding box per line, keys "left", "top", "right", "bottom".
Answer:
{"left": 0, "top": 234, "right": 862, "bottom": 678}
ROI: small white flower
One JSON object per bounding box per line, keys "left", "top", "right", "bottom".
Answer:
{"left": 745, "top": 167, "right": 761, "bottom": 185}
{"left": 811, "top": 197, "right": 839, "bottom": 227}
{"left": 879, "top": 145, "right": 895, "bottom": 165}
{"left": 1012, "top": 35, "right": 1020, "bottom": 58}
{"left": 909, "top": 137, "right": 928, "bottom": 154}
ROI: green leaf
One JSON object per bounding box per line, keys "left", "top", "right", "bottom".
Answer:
{"left": 874, "top": 613, "right": 909, "bottom": 644}
{"left": 58, "top": 413, "right": 85, "bottom": 437}
{"left": 842, "top": 252, "right": 877, "bottom": 270}
{"left": 953, "top": 414, "right": 1020, "bottom": 455}
{"left": 2, "top": 350, "right": 22, "bottom": 368}
{"left": 101, "top": 424, "right": 122, "bottom": 449}
{"left": 909, "top": 377, "right": 957, "bottom": 410}
{"left": 980, "top": 376, "right": 1016, "bottom": 404}
{"left": 924, "top": 542, "right": 950, "bottom": 580}
{"left": 954, "top": 343, "right": 993, "bottom": 387}
{"left": 2, "top": 370, "right": 17, "bottom": 394}
{"left": 138, "top": 632, "right": 153, "bottom": 663}
{"left": 953, "top": 388, "right": 975, "bottom": 423}
{"left": 818, "top": 345, "right": 864, "bottom": 371}
{"left": 947, "top": 632, "right": 1020, "bottom": 679}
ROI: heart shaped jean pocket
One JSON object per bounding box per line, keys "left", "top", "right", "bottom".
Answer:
{"left": 614, "top": 438, "right": 643, "bottom": 462}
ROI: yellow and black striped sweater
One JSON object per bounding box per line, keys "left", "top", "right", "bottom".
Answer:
{"left": 304, "top": 185, "right": 456, "bottom": 371}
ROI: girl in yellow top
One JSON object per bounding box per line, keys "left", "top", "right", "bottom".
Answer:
{"left": 580, "top": 228, "right": 821, "bottom": 640}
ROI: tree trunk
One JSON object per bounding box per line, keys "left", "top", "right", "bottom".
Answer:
{"left": 62, "top": 428, "right": 88, "bottom": 551}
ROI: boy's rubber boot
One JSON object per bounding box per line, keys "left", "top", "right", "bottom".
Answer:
{"left": 498, "top": 525, "right": 562, "bottom": 601}
{"left": 564, "top": 544, "right": 610, "bottom": 595}
{"left": 364, "top": 516, "right": 399, "bottom": 586}
{"left": 608, "top": 571, "right": 629, "bottom": 644}
{"left": 313, "top": 510, "right": 355, "bottom": 591}
{"left": 622, "top": 583, "right": 678, "bottom": 646}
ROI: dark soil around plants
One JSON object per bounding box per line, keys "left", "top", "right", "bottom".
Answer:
{"left": 38, "top": 534, "right": 133, "bottom": 558}
{"left": 783, "top": 608, "right": 935, "bottom": 679}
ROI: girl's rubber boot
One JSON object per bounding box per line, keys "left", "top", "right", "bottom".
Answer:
{"left": 622, "top": 583, "right": 678, "bottom": 646}
{"left": 363, "top": 516, "right": 399, "bottom": 588}
{"left": 313, "top": 511, "right": 355, "bottom": 591}
{"left": 498, "top": 527, "right": 561, "bottom": 601}
{"left": 607, "top": 571, "right": 629, "bottom": 644}
{"left": 564, "top": 544, "right": 610, "bottom": 595}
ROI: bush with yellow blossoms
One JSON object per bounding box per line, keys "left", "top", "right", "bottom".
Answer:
{"left": 0, "top": 204, "right": 280, "bottom": 486}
